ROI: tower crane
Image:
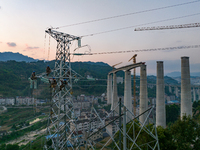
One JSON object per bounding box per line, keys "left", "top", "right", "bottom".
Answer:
{"left": 111, "top": 62, "right": 122, "bottom": 69}
{"left": 134, "top": 22, "right": 200, "bottom": 31}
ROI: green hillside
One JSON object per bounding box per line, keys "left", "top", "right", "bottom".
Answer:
{"left": 0, "top": 60, "right": 179, "bottom": 98}
{"left": 0, "top": 60, "right": 118, "bottom": 97}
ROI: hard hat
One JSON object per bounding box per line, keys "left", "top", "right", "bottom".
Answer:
{"left": 33, "top": 71, "right": 35, "bottom": 73}
{"left": 53, "top": 77, "right": 55, "bottom": 79}
{"left": 64, "top": 79, "right": 66, "bottom": 81}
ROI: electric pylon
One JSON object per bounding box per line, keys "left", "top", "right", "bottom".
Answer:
{"left": 43, "top": 28, "right": 82, "bottom": 150}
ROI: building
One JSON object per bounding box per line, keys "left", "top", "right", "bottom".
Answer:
{"left": 16, "top": 97, "right": 34, "bottom": 105}
{"left": 73, "top": 100, "right": 90, "bottom": 109}
{"left": 0, "top": 97, "right": 15, "bottom": 105}
{"left": 71, "top": 118, "right": 105, "bottom": 132}
{"left": 90, "top": 129, "right": 103, "bottom": 141}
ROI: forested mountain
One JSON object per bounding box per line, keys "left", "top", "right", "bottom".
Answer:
{"left": 0, "top": 52, "right": 36, "bottom": 62}
{"left": 0, "top": 60, "right": 118, "bottom": 97}
{"left": 0, "top": 59, "right": 178, "bottom": 97}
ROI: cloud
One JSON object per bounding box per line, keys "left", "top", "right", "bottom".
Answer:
{"left": 27, "top": 46, "right": 39, "bottom": 50}
{"left": 7, "top": 42, "right": 16, "bottom": 47}
{"left": 23, "top": 45, "right": 40, "bottom": 52}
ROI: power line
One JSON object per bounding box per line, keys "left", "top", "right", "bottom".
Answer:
{"left": 54, "top": 0, "right": 200, "bottom": 29}
{"left": 81, "top": 12, "right": 200, "bottom": 37}
{"left": 72, "top": 44, "right": 200, "bottom": 55}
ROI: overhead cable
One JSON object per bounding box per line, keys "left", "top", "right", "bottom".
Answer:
{"left": 54, "top": 0, "right": 200, "bottom": 29}
{"left": 72, "top": 45, "right": 200, "bottom": 55}
{"left": 81, "top": 12, "right": 200, "bottom": 37}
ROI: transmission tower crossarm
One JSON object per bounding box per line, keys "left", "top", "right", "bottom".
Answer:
{"left": 45, "top": 28, "right": 80, "bottom": 42}
{"left": 134, "top": 22, "right": 200, "bottom": 31}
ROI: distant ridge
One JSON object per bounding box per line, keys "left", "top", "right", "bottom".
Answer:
{"left": 0, "top": 52, "right": 36, "bottom": 62}
{"left": 84, "top": 61, "right": 109, "bottom": 66}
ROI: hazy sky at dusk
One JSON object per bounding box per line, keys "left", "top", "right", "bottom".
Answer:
{"left": 1, "top": 0, "right": 200, "bottom": 74}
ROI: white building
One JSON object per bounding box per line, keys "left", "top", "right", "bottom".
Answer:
{"left": 16, "top": 97, "right": 34, "bottom": 105}
{"left": 0, "top": 97, "right": 15, "bottom": 105}
{"left": 0, "top": 98, "right": 6, "bottom": 105}
{"left": 71, "top": 118, "right": 105, "bottom": 132}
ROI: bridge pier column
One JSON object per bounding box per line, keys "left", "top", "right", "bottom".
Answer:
{"left": 156, "top": 61, "right": 166, "bottom": 128}
{"left": 124, "top": 70, "right": 132, "bottom": 122}
{"left": 181, "top": 56, "right": 192, "bottom": 118}
{"left": 175, "top": 86, "right": 179, "bottom": 97}
{"left": 107, "top": 74, "right": 112, "bottom": 104}
{"left": 111, "top": 73, "right": 119, "bottom": 114}
{"left": 193, "top": 87, "right": 196, "bottom": 102}
{"left": 169, "top": 85, "right": 172, "bottom": 93}
{"left": 139, "top": 64, "right": 148, "bottom": 124}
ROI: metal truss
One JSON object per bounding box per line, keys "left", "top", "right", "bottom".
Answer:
{"left": 42, "top": 29, "right": 82, "bottom": 150}
{"left": 86, "top": 102, "right": 160, "bottom": 150}
{"left": 66, "top": 100, "right": 159, "bottom": 150}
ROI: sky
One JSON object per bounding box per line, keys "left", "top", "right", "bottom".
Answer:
{"left": 0, "top": 0, "right": 200, "bottom": 75}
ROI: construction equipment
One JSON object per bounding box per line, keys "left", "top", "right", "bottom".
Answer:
{"left": 111, "top": 62, "right": 122, "bottom": 69}
{"left": 134, "top": 22, "right": 200, "bottom": 31}
{"left": 129, "top": 54, "right": 137, "bottom": 116}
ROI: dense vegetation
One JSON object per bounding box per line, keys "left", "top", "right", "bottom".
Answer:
{"left": 0, "top": 60, "right": 179, "bottom": 97}
{"left": 166, "top": 104, "right": 180, "bottom": 124}
{"left": 158, "top": 116, "right": 200, "bottom": 150}
{"left": 0, "top": 60, "right": 120, "bottom": 97}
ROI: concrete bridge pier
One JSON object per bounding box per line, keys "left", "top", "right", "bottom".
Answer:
{"left": 181, "top": 56, "right": 192, "bottom": 118}
{"left": 139, "top": 64, "right": 148, "bottom": 124}
{"left": 198, "top": 88, "right": 200, "bottom": 100}
{"left": 193, "top": 87, "right": 196, "bottom": 102}
{"left": 111, "top": 73, "right": 119, "bottom": 114}
{"left": 124, "top": 70, "right": 132, "bottom": 122}
{"left": 175, "top": 86, "right": 179, "bottom": 97}
{"left": 169, "top": 86, "right": 172, "bottom": 93}
{"left": 107, "top": 74, "right": 112, "bottom": 104}
{"left": 156, "top": 61, "right": 166, "bottom": 128}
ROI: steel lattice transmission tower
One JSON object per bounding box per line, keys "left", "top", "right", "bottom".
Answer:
{"left": 44, "top": 28, "right": 81, "bottom": 150}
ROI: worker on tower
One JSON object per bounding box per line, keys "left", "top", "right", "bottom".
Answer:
{"left": 31, "top": 71, "right": 37, "bottom": 80}
{"left": 46, "top": 65, "right": 51, "bottom": 76}
{"left": 50, "top": 77, "right": 57, "bottom": 89}
{"left": 59, "top": 79, "right": 67, "bottom": 91}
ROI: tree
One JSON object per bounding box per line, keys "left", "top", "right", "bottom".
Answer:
{"left": 0, "top": 144, "right": 19, "bottom": 150}
{"left": 6, "top": 144, "right": 19, "bottom": 150}
{"left": 166, "top": 104, "right": 180, "bottom": 124}
{"left": 170, "top": 116, "right": 200, "bottom": 150}
{"left": 157, "top": 126, "right": 177, "bottom": 150}
{"left": 0, "top": 144, "right": 6, "bottom": 150}
{"left": 193, "top": 100, "right": 200, "bottom": 120}
{"left": 157, "top": 116, "right": 200, "bottom": 150}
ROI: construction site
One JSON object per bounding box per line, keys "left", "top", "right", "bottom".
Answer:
{"left": 1, "top": 1, "right": 200, "bottom": 150}
{"left": 27, "top": 21, "right": 199, "bottom": 150}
